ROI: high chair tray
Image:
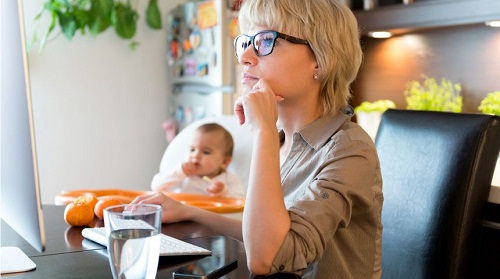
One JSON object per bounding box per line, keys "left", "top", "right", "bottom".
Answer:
{"left": 165, "top": 192, "right": 245, "bottom": 213}
{"left": 55, "top": 189, "right": 245, "bottom": 213}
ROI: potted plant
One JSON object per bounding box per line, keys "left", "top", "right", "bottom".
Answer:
{"left": 478, "top": 91, "right": 500, "bottom": 116}
{"left": 354, "top": 99, "right": 396, "bottom": 140}
{"left": 404, "top": 75, "right": 463, "bottom": 112}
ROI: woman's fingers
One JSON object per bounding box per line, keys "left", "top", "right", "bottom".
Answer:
{"left": 234, "top": 79, "right": 284, "bottom": 127}
{"left": 132, "top": 192, "right": 184, "bottom": 223}
{"left": 131, "top": 192, "right": 164, "bottom": 205}
{"left": 234, "top": 96, "right": 246, "bottom": 125}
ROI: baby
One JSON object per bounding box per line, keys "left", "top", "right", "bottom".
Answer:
{"left": 152, "top": 123, "right": 244, "bottom": 197}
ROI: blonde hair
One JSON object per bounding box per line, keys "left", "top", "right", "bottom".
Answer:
{"left": 238, "top": 0, "right": 363, "bottom": 116}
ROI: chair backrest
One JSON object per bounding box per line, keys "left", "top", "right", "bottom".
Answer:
{"left": 375, "top": 109, "right": 500, "bottom": 279}
{"left": 152, "top": 115, "right": 253, "bottom": 193}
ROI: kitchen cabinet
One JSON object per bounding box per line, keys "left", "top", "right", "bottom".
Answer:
{"left": 354, "top": 0, "right": 500, "bottom": 35}
{"left": 350, "top": 0, "right": 500, "bottom": 113}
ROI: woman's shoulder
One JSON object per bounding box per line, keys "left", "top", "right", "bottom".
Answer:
{"left": 303, "top": 113, "right": 374, "bottom": 148}
{"left": 336, "top": 120, "right": 375, "bottom": 144}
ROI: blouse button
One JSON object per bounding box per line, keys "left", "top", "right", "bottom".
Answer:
{"left": 279, "top": 265, "right": 285, "bottom": 271}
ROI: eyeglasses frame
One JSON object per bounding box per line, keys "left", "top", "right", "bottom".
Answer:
{"left": 234, "top": 30, "right": 309, "bottom": 58}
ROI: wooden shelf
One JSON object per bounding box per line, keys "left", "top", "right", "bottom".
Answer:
{"left": 354, "top": 0, "right": 500, "bottom": 35}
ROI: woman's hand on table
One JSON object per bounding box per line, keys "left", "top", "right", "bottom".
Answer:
{"left": 131, "top": 192, "right": 190, "bottom": 223}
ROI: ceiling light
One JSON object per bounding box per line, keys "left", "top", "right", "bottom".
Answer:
{"left": 485, "top": 21, "right": 500, "bottom": 27}
{"left": 368, "top": 31, "right": 392, "bottom": 38}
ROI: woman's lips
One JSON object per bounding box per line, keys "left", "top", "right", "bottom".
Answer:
{"left": 241, "top": 72, "right": 258, "bottom": 84}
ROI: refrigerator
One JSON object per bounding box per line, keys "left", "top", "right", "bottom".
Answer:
{"left": 166, "top": 0, "right": 243, "bottom": 131}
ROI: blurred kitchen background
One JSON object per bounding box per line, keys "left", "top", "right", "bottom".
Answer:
{"left": 15, "top": 0, "right": 500, "bottom": 204}
{"left": 19, "top": 0, "right": 244, "bottom": 203}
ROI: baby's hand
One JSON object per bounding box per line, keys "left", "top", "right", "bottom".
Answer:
{"left": 204, "top": 177, "right": 227, "bottom": 196}
{"left": 181, "top": 162, "right": 197, "bottom": 176}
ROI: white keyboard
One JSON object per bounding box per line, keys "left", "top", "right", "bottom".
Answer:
{"left": 82, "top": 227, "right": 211, "bottom": 256}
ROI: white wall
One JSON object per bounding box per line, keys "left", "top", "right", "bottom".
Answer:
{"left": 22, "top": 0, "right": 186, "bottom": 204}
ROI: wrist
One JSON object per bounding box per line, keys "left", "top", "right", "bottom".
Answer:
{"left": 185, "top": 205, "right": 205, "bottom": 221}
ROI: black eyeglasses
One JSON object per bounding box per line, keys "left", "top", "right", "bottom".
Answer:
{"left": 234, "top": 30, "right": 309, "bottom": 58}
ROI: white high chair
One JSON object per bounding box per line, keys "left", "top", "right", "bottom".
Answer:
{"left": 151, "top": 115, "right": 254, "bottom": 195}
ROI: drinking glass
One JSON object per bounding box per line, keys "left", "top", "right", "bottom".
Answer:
{"left": 104, "top": 204, "right": 162, "bottom": 279}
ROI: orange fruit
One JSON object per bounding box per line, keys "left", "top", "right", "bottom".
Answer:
{"left": 74, "top": 193, "right": 98, "bottom": 210}
{"left": 64, "top": 202, "right": 94, "bottom": 227}
{"left": 94, "top": 198, "right": 123, "bottom": 220}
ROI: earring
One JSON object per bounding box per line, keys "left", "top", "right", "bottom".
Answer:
{"left": 313, "top": 74, "right": 319, "bottom": 80}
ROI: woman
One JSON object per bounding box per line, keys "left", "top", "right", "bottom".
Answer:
{"left": 134, "top": 0, "right": 383, "bottom": 278}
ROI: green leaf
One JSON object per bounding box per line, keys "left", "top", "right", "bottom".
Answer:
{"left": 112, "top": 2, "right": 138, "bottom": 39}
{"left": 92, "top": 0, "right": 114, "bottom": 14}
{"left": 39, "top": 9, "right": 58, "bottom": 50}
{"left": 73, "top": 8, "right": 90, "bottom": 35}
{"left": 146, "top": 0, "right": 162, "bottom": 29}
{"left": 129, "top": 41, "right": 140, "bottom": 51}
{"left": 58, "top": 11, "right": 78, "bottom": 39}
{"left": 88, "top": 0, "right": 114, "bottom": 35}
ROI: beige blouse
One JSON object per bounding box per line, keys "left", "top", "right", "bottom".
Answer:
{"left": 271, "top": 109, "right": 383, "bottom": 279}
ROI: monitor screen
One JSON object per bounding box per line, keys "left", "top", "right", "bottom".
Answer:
{"left": 1, "top": 0, "right": 46, "bottom": 253}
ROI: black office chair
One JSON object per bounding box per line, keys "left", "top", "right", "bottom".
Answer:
{"left": 375, "top": 109, "right": 500, "bottom": 279}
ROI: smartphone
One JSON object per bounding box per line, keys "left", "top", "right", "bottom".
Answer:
{"left": 172, "top": 256, "right": 238, "bottom": 279}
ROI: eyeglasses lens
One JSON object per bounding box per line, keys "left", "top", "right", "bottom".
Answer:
{"left": 236, "top": 36, "right": 251, "bottom": 58}
{"left": 254, "top": 32, "right": 275, "bottom": 56}
{"left": 235, "top": 31, "right": 277, "bottom": 58}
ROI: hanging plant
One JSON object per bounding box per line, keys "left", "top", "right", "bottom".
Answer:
{"left": 34, "top": 0, "right": 163, "bottom": 50}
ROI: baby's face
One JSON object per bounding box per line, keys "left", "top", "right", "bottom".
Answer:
{"left": 186, "top": 131, "right": 230, "bottom": 177}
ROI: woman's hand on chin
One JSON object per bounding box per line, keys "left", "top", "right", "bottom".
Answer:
{"left": 234, "top": 79, "right": 284, "bottom": 129}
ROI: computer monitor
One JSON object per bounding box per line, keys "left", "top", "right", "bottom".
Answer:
{"left": 1, "top": 0, "right": 46, "bottom": 273}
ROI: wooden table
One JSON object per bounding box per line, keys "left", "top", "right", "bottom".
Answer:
{"left": 1, "top": 205, "right": 299, "bottom": 279}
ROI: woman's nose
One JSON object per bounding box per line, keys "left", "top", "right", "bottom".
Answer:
{"left": 238, "top": 45, "right": 256, "bottom": 66}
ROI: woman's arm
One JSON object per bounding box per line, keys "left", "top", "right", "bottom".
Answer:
{"left": 132, "top": 192, "right": 243, "bottom": 240}
{"left": 234, "top": 79, "right": 290, "bottom": 274}
{"left": 244, "top": 128, "right": 290, "bottom": 274}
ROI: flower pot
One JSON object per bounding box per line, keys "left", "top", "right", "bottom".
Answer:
{"left": 356, "top": 111, "right": 382, "bottom": 141}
